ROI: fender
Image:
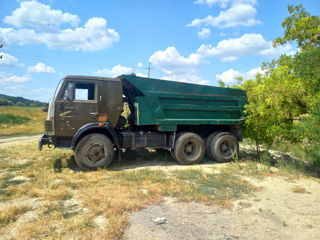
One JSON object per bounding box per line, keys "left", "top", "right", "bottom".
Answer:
{"left": 71, "top": 122, "right": 120, "bottom": 150}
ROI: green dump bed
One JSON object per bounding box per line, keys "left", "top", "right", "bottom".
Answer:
{"left": 120, "top": 75, "right": 246, "bottom": 131}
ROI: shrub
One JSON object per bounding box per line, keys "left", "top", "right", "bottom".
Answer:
{"left": 0, "top": 114, "right": 31, "bottom": 125}
{"left": 295, "top": 103, "right": 320, "bottom": 174}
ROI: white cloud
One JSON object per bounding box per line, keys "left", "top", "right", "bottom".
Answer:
{"left": 216, "top": 67, "right": 265, "bottom": 83}
{"left": 197, "top": 33, "right": 293, "bottom": 61}
{"left": 187, "top": 3, "right": 260, "bottom": 28}
{"left": 0, "top": 52, "right": 23, "bottom": 67}
{"left": 0, "top": 72, "right": 31, "bottom": 83}
{"left": 197, "top": 28, "right": 211, "bottom": 39}
{"left": 94, "top": 64, "right": 132, "bottom": 77}
{"left": 221, "top": 56, "right": 237, "bottom": 62}
{"left": 161, "top": 74, "right": 209, "bottom": 85}
{"left": 27, "top": 62, "right": 56, "bottom": 74}
{"left": 3, "top": 1, "right": 80, "bottom": 30}
{"left": 149, "top": 46, "right": 203, "bottom": 75}
{"left": 136, "top": 72, "right": 147, "bottom": 77}
{"left": 194, "top": 0, "right": 257, "bottom": 8}
{"left": 0, "top": 1, "right": 119, "bottom": 51}
{"left": 137, "top": 62, "right": 143, "bottom": 67}
{"left": 149, "top": 46, "right": 207, "bottom": 84}
{"left": 259, "top": 43, "right": 294, "bottom": 58}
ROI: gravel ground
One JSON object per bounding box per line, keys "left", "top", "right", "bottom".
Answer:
{"left": 123, "top": 176, "right": 320, "bottom": 240}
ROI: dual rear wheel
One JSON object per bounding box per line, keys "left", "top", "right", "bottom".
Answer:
{"left": 170, "top": 131, "right": 239, "bottom": 165}
{"left": 206, "top": 132, "right": 239, "bottom": 162}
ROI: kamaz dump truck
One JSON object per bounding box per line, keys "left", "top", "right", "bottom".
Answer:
{"left": 39, "top": 74, "right": 246, "bottom": 170}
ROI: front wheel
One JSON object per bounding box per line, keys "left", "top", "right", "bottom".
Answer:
{"left": 74, "top": 133, "right": 115, "bottom": 171}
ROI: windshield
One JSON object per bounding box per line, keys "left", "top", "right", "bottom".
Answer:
{"left": 53, "top": 79, "right": 63, "bottom": 100}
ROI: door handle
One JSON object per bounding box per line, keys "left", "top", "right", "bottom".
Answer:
{"left": 90, "top": 112, "right": 98, "bottom": 116}
{"left": 64, "top": 106, "right": 74, "bottom": 110}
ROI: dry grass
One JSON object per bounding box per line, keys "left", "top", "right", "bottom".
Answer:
{"left": 0, "top": 106, "right": 46, "bottom": 136}
{"left": 0, "top": 140, "right": 258, "bottom": 239}
{"left": 0, "top": 205, "right": 31, "bottom": 227}
{"left": 292, "top": 186, "right": 310, "bottom": 194}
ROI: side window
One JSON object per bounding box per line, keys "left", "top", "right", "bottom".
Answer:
{"left": 75, "top": 83, "right": 95, "bottom": 101}
{"left": 62, "top": 82, "right": 74, "bottom": 101}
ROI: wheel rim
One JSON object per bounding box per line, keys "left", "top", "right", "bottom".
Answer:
{"left": 183, "top": 140, "right": 198, "bottom": 158}
{"left": 85, "top": 143, "right": 105, "bottom": 163}
{"left": 219, "top": 139, "right": 235, "bottom": 157}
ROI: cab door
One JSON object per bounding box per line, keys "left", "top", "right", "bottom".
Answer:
{"left": 55, "top": 80, "right": 99, "bottom": 137}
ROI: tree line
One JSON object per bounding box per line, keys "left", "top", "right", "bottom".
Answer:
{"left": 0, "top": 94, "right": 46, "bottom": 107}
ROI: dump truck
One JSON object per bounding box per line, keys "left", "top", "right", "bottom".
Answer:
{"left": 39, "top": 74, "right": 246, "bottom": 170}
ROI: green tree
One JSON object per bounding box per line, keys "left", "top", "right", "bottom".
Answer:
{"left": 240, "top": 4, "right": 320, "bottom": 164}
{"left": 16, "top": 102, "right": 25, "bottom": 107}
{"left": 294, "top": 104, "right": 320, "bottom": 174}
{"left": 217, "top": 80, "right": 226, "bottom": 88}
{"left": 273, "top": 4, "right": 320, "bottom": 50}
{"left": 242, "top": 65, "right": 309, "bottom": 148}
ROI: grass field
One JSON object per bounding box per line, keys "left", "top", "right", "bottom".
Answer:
{"left": 0, "top": 140, "right": 261, "bottom": 239}
{"left": 1, "top": 138, "right": 317, "bottom": 239}
{"left": 0, "top": 106, "right": 46, "bottom": 136}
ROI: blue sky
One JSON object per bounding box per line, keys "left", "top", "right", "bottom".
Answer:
{"left": 0, "top": 0, "right": 319, "bottom": 102}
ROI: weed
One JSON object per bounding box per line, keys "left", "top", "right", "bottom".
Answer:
{"left": 238, "top": 201, "right": 252, "bottom": 208}
{"left": 0, "top": 113, "right": 31, "bottom": 125}
{"left": 306, "top": 224, "right": 313, "bottom": 229}
{"left": 292, "top": 187, "right": 310, "bottom": 194}
{"left": 0, "top": 205, "right": 31, "bottom": 227}
{"left": 170, "top": 169, "right": 256, "bottom": 204}
{"left": 0, "top": 173, "right": 15, "bottom": 189}
{"left": 116, "top": 168, "right": 168, "bottom": 183}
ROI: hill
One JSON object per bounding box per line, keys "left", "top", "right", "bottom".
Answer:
{"left": 0, "top": 94, "right": 47, "bottom": 107}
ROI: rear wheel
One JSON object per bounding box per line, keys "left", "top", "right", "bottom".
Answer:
{"left": 170, "top": 132, "right": 185, "bottom": 162}
{"left": 172, "top": 132, "right": 205, "bottom": 165}
{"left": 205, "top": 131, "right": 221, "bottom": 159}
{"left": 210, "top": 132, "right": 239, "bottom": 162}
{"left": 75, "top": 133, "right": 115, "bottom": 171}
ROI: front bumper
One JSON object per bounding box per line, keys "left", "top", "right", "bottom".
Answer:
{"left": 38, "top": 133, "right": 55, "bottom": 150}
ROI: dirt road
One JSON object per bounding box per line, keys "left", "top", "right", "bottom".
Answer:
{"left": 0, "top": 135, "right": 39, "bottom": 146}
{"left": 123, "top": 176, "right": 320, "bottom": 240}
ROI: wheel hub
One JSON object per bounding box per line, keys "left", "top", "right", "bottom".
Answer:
{"left": 184, "top": 141, "right": 196, "bottom": 156}
{"left": 220, "top": 140, "right": 233, "bottom": 157}
{"left": 85, "top": 143, "right": 105, "bottom": 163}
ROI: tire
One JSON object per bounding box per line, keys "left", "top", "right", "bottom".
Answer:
{"left": 210, "top": 132, "right": 239, "bottom": 163}
{"left": 172, "top": 132, "right": 205, "bottom": 165}
{"left": 169, "top": 132, "right": 186, "bottom": 162}
{"left": 205, "top": 131, "right": 221, "bottom": 159}
{"left": 74, "top": 133, "right": 115, "bottom": 171}
{"left": 169, "top": 150, "right": 177, "bottom": 162}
